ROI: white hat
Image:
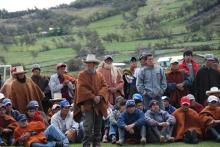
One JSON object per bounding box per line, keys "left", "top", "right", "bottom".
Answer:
{"left": 13, "top": 66, "right": 27, "bottom": 74}
{"left": 50, "top": 92, "right": 64, "bottom": 102}
{"left": 187, "top": 94, "right": 195, "bottom": 100}
{"left": 0, "top": 93, "right": 5, "bottom": 100}
{"left": 170, "top": 58, "right": 179, "bottom": 64}
{"left": 207, "top": 95, "right": 219, "bottom": 103}
{"left": 52, "top": 104, "right": 61, "bottom": 110}
{"left": 83, "top": 54, "right": 100, "bottom": 64}
{"left": 206, "top": 87, "right": 220, "bottom": 95}
{"left": 162, "top": 96, "right": 169, "bottom": 100}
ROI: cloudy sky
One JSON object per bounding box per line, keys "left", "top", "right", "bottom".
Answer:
{"left": 0, "top": 0, "right": 75, "bottom": 12}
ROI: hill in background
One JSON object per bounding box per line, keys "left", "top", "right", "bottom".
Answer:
{"left": 0, "top": 0, "right": 220, "bottom": 74}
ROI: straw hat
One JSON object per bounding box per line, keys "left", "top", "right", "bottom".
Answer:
{"left": 13, "top": 66, "right": 27, "bottom": 74}
{"left": 83, "top": 54, "right": 100, "bottom": 64}
{"left": 50, "top": 93, "right": 64, "bottom": 102}
{"left": 206, "top": 87, "right": 220, "bottom": 95}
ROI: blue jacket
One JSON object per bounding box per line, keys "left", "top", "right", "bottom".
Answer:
{"left": 165, "top": 104, "right": 176, "bottom": 114}
{"left": 117, "top": 109, "right": 145, "bottom": 129}
{"left": 136, "top": 65, "right": 167, "bottom": 98}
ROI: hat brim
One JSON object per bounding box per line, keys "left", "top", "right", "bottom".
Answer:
{"left": 181, "top": 102, "right": 190, "bottom": 105}
{"left": 206, "top": 90, "right": 220, "bottom": 95}
{"left": 50, "top": 98, "right": 65, "bottom": 102}
{"left": 83, "top": 60, "right": 100, "bottom": 64}
{"left": 13, "top": 71, "right": 28, "bottom": 75}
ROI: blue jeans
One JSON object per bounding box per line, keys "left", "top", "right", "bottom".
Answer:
{"left": 143, "top": 95, "right": 164, "bottom": 110}
{"left": 109, "top": 124, "right": 118, "bottom": 137}
{"left": 32, "top": 142, "right": 56, "bottom": 147}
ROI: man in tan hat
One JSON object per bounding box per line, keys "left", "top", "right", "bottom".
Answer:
{"left": 74, "top": 54, "right": 108, "bottom": 147}
{"left": 6, "top": 66, "right": 44, "bottom": 113}
{"left": 49, "top": 63, "right": 75, "bottom": 104}
{"left": 97, "top": 55, "right": 124, "bottom": 105}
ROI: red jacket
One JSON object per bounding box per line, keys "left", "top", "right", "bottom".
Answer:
{"left": 179, "top": 59, "right": 199, "bottom": 77}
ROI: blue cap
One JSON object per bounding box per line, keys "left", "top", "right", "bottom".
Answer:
{"left": 60, "top": 99, "right": 70, "bottom": 109}
{"left": 17, "top": 114, "right": 27, "bottom": 122}
{"left": 2, "top": 98, "right": 12, "bottom": 106}
{"left": 132, "top": 93, "right": 143, "bottom": 102}
{"left": 27, "top": 100, "right": 39, "bottom": 109}
{"left": 126, "top": 100, "right": 135, "bottom": 108}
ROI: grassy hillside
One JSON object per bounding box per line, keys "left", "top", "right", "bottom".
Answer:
{"left": 0, "top": 0, "right": 220, "bottom": 75}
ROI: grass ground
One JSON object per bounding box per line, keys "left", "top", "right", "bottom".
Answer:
{"left": 72, "top": 141, "right": 220, "bottom": 147}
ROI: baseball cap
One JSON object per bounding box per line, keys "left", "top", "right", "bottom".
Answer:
{"left": 0, "top": 93, "right": 5, "bottom": 100}
{"left": 132, "top": 93, "right": 143, "bottom": 102}
{"left": 207, "top": 95, "right": 219, "bottom": 103}
{"left": 0, "top": 103, "right": 5, "bottom": 109}
{"left": 161, "top": 96, "right": 169, "bottom": 100}
{"left": 126, "top": 100, "right": 135, "bottom": 108}
{"left": 149, "top": 100, "right": 159, "bottom": 107}
{"left": 2, "top": 98, "right": 12, "bottom": 106}
{"left": 187, "top": 94, "right": 195, "bottom": 100}
{"left": 170, "top": 58, "right": 179, "bottom": 64}
{"left": 56, "top": 63, "right": 67, "bottom": 70}
{"left": 104, "top": 55, "right": 113, "bottom": 61}
{"left": 27, "top": 100, "right": 39, "bottom": 109}
{"left": 31, "top": 64, "right": 41, "bottom": 72}
{"left": 52, "top": 104, "right": 61, "bottom": 110}
{"left": 17, "top": 114, "right": 27, "bottom": 122}
{"left": 205, "top": 54, "right": 215, "bottom": 61}
{"left": 181, "top": 96, "right": 190, "bottom": 105}
{"left": 60, "top": 99, "right": 71, "bottom": 109}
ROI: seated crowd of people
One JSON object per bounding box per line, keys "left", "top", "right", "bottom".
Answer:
{"left": 0, "top": 50, "right": 220, "bottom": 147}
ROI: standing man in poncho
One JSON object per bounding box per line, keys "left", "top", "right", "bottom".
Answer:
{"left": 74, "top": 54, "right": 108, "bottom": 147}
{"left": 8, "top": 66, "right": 44, "bottom": 113}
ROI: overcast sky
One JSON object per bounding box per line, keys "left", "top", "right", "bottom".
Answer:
{"left": 0, "top": 0, "right": 75, "bottom": 12}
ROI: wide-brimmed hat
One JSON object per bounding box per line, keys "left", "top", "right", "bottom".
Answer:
{"left": 50, "top": 93, "right": 65, "bottom": 102}
{"left": 13, "top": 66, "right": 27, "bottom": 74}
{"left": 206, "top": 87, "right": 220, "bottom": 95}
{"left": 83, "top": 54, "right": 100, "bottom": 64}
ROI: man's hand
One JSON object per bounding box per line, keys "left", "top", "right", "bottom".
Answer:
{"left": 125, "top": 124, "right": 135, "bottom": 133}
{"left": 161, "top": 122, "right": 169, "bottom": 128}
{"left": 94, "top": 96, "right": 101, "bottom": 104}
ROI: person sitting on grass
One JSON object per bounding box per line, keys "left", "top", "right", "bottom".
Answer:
{"left": 117, "top": 100, "right": 146, "bottom": 145}
{"left": 2, "top": 98, "right": 20, "bottom": 121}
{"left": 199, "top": 95, "right": 220, "bottom": 142}
{"left": 145, "top": 100, "right": 176, "bottom": 143}
{"left": 162, "top": 96, "right": 176, "bottom": 114}
{"left": 132, "top": 93, "right": 146, "bottom": 112}
{"left": 173, "top": 96, "right": 203, "bottom": 144}
{"left": 109, "top": 99, "right": 126, "bottom": 144}
{"left": 13, "top": 114, "right": 69, "bottom": 147}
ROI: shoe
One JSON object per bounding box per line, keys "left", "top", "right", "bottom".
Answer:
{"left": 102, "top": 135, "right": 108, "bottom": 143}
{"left": 183, "top": 130, "right": 191, "bottom": 143}
{"left": 140, "top": 137, "right": 146, "bottom": 144}
{"left": 166, "top": 136, "right": 175, "bottom": 142}
{"left": 160, "top": 135, "right": 166, "bottom": 143}
{"left": 191, "top": 130, "right": 199, "bottom": 144}
{"left": 55, "top": 141, "right": 64, "bottom": 147}
{"left": 112, "top": 135, "right": 116, "bottom": 144}
{"left": 116, "top": 139, "right": 124, "bottom": 146}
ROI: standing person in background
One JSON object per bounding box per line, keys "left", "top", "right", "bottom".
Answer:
{"left": 123, "top": 57, "right": 138, "bottom": 100}
{"left": 194, "top": 54, "right": 220, "bottom": 106}
{"left": 8, "top": 66, "right": 44, "bottom": 113}
{"left": 31, "top": 64, "right": 51, "bottom": 113}
{"left": 134, "top": 52, "right": 148, "bottom": 78}
{"left": 74, "top": 54, "right": 108, "bottom": 147}
{"left": 97, "top": 55, "right": 124, "bottom": 105}
{"left": 179, "top": 50, "right": 199, "bottom": 93}
{"left": 136, "top": 53, "right": 167, "bottom": 109}
{"left": 49, "top": 63, "right": 75, "bottom": 104}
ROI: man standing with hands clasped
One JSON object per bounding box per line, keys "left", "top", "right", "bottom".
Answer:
{"left": 74, "top": 54, "right": 108, "bottom": 147}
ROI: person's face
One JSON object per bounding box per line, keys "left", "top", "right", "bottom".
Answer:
{"left": 130, "top": 61, "right": 137, "bottom": 69}
{"left": 127, "top": 106, "right": 135, "bottom": 114}
{"left": 170, "top": 63, "right": 179, "bottom": 71}
{"left": 209, "top": 101, "right": 218, "bottom": 108}
{"left": 86, "top": 62, "right": 96, "bottom": 71}
{"left": 27, "top": 109, "right": 36, "bottom": 118}
{"left": 151, "top": 103, "right": 160, "bottom": 112}
{"left": 19, "top": 120, "right": 28, "bottom": 128}
{"left": 184, "top": 55, "right": 192, "bottom": 63}
{"left": 163, "top": 99, "right": 169, "bottom": 108}
{"left": 212, "top": 61, "right": 219, "bottom": 70}
{"left": 61, "top": 106, "right": 70, "bottom": 115}
{"left": 136, "top": 103, "right": 144, "bottom": 111}
{"left": 145, "top": 56, "right": 154, "bottom": 66}
{"left": 205, "top": 60, "right": 214, "bottom": 68}
{"left": 190, "top": 99, "right": 196, "bottom": 107}
{"left": 0, "top": 107, "right": 6, "bottom": 116}
{"left": 17, "top": 73, "right": 25, "bottom": 79}
{"left": 32, "top": 69, "right": 41, "bottom": 76}
{"left": 181, "top": 104, "right": 189, "bottom": 112}
{"left": 5, "top": 104, "right": 12, "bottom": 112}
{"left": 140, "top": 58, "right": 146, "bottom": 66}
{"left": 105, "top": 58, "right": 113, "bottom": 65}
{"left": 57, "top": 67, "right": 66, "bottom": 75}
{"left": 119, "top": 105, "right": 126, "bottom": 113}
{"left": 53, "top": 107, "right": 61, "bottom": 114}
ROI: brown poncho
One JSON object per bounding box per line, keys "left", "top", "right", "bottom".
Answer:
{"left": 173, "top": 108, "right": 203, "bottom": 141}
{"left": 0, "top": 77, "right": 16, "bottom": 98}
{"left": 9, "top": 77, "right": 44, "bottom": 113}
{"left": 73, "top": 70, "right": 108, "bottom": 122}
